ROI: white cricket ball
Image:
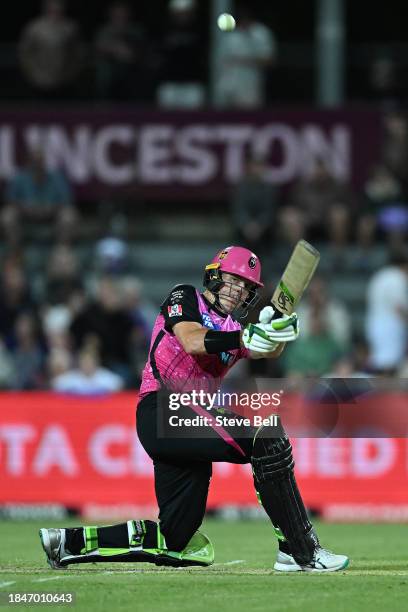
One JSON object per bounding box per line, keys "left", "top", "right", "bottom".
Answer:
{"left": 217, "top": 13, "right": 236, "bottom": 31}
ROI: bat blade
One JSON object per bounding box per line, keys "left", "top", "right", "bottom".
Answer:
{"left": 271, "top": 240, "right": 320, "bottom": 316}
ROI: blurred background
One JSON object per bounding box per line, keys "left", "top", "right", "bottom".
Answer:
{"left": 0, "top": 0, "right": 407, "bottom": 521}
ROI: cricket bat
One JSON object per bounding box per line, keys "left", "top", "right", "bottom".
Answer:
{"left": 271, "top": 240, "right": 320, "bottom": 325}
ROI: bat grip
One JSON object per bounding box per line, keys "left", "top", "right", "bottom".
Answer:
{"left": 272, "top": 308, "right": 284, "bottom": 319}
{"left": 273, "top": 307, "right": 293, "bottom": 319}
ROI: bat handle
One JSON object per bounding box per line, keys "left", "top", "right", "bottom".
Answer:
{"left": 271, "top": 305, "right": 295, "bottom": 319}
{"left": 272, "top": 308, "right": 284, "bottom": 319}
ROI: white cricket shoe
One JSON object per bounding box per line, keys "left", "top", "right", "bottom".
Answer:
{"left": 274, "top": 548, "right": 349, "bottom": 573}
{"left": 39, "top": 528, "right": 69, "bottom": 570}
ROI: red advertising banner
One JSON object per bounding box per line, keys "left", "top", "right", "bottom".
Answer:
{"left": 0, "top": 108, "right": 381, "bottom": 199}
{"left": 1, "top": 393, "right": 407, "bottom": 521}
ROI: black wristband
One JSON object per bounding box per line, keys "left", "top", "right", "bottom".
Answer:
{"left": 204, "top": 330, "right": 241, "bottom": 354}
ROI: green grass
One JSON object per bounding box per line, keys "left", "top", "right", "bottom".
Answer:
{"left": 1, "top": 519, "right": 408, "bottom": 611}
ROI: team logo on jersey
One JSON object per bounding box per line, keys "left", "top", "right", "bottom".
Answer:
{"left": 168, "top": 304, "right": 183, "bottom": 317}
{"left": 248, "top": 256, "right": 257, "bottom": 269}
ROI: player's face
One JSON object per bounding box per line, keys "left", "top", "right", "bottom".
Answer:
{"left": 218, "top": 273, "right": 250, "bottom": 314}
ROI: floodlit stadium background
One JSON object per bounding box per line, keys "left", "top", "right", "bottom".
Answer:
{"left": 0, "top": 0, "right": 408, "bottom": 522}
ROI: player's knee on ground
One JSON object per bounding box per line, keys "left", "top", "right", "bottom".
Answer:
{"left": 63, "top": 519, "right": 214, "bottom": 567}
{"left": 159, "top": 494, "right": 209, "bottom": 553}
{"left": 161, "top": 528, "right": 196, "bottom": 553}
{"left": 155, "top": 461, "right": 212, "bottom": 553}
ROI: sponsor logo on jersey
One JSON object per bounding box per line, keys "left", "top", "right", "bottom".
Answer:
{"left": 170, "top": 290, "right": 184, "bottom": 302}
{"left": 168, "top": 304, "right": 183, "bottom": 317}
{"left": 219, "top": 351, "right": 235, "bottom": 366}
{"left": 201, "top": 312, "right": 215, "bottom": 329}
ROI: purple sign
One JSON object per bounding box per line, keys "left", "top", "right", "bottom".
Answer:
{"left": 0, "top": 108, "right": 381, "bottom": 200}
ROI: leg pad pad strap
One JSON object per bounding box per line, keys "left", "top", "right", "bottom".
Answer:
{"left": 251, "top": 432, "right": 294, "bottom": 484}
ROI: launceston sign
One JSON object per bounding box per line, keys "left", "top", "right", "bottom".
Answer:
{"left": 0, "top": 108, "right": 381, "bottom": 199}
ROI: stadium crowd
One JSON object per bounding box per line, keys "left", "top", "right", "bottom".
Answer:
{"left": 1, "top": 0, "right": 407, "bottom": 109}
{"left": 0, "top": 0, "right": 407, "bottom": 392}
{"left": 12, "top": 0, "right": 276, "bottom": 109}
{"left": 0, "top": 108, "right": 407, "bottom": 391}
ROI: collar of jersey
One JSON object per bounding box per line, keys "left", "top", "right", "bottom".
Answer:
{"left": 201, "top": 293, "right": 228, "bottom": 319}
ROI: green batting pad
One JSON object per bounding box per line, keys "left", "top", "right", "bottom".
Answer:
{"left": 175, "top": 531, "right": 214, "bottom": 565}
{"left": 145, "top": 530, "right": 214, "bottom": 567}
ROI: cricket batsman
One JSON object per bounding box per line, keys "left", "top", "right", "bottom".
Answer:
{"left": 40, "top": 246, "right": 349, "bottom": 572}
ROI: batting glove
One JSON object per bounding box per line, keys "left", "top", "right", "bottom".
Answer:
{"left": 242, "top": 323, "right": 280, "bottom": 353}
{"left": 258, "top": 306, "right": 300, "bottom": 342}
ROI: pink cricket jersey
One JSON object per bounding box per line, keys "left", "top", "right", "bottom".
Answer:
{"left": 140, "top": 290, "right": 248, "bottom": 396}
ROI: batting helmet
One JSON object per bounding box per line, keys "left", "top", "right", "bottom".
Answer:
{"left": 203, "top": 246, "right": 263, "bottom": 318}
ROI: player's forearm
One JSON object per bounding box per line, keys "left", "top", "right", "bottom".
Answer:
{"left": 177, "top": 327, "right": 207, "bottom": 354}
{"left": 175, "top": 327, "right": 241, "bottom": 356}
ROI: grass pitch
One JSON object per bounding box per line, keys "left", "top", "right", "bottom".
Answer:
{"left": 0, "top": 519, "right": 407, "bottom": 611}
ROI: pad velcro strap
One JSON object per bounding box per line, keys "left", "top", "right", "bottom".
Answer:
{"left": 252, "top": 436, "right": 295, "bottom": 484}
{"left": 84, "top": 526, "right": 98, "bottom": 552}
{"left": 156, "top": 524, "right": 167, "bottom": 550}
{"left": 252, "top": 445, "right": 294, "bottom": 483}
{"left": 127, "top": 520, "right": 146, "bottom": 548}
{"left": 204, "top": 330, "right": 241, "bottom": 354}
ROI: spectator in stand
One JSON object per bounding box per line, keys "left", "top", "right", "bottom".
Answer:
{"left": 95, "top": 237, "right": 129, "bottom": 275}
{"left": 0, "top": 338, "right": 16, "bottom": 389}
{"left": 45, "top": 243, "right": 82, "bottom": 305}
{"left": 377, "top": 203, "right": 408, "bottom": 251}
{"left": 47, "top": 347, "right": 72, "bottom": 382}
{"left": 69, "top": 277, "right": 134, "bottom": 385}
{"left": 358, "top": 163, "right": 403, "bottom": 247}
{"left": 284, "top": 158, "right": 356, "bottom": 245}
{"left": 364, "top": 164, "right": 402, "bottom": 210}
{"left": 121, "top": 277, "right": 156, "bottom": 336}
{"left": 282, "top": 311, "right": 345, "bottom": 378}
{"left": 230, "top": 156, "right": 278, "bottom": 255}
{"left": 216, "top": 4, "right": 276, "bottom": 108}
{"left": 382, "top": 110, "right": 408, "bottom": 190}
{"left": 1, "top": 147, "right": 77, "bottom": 245}
{"left": 120, "top": 277, "right": 156, "bottom": 384}
{"left": 365, "top": 249, "right": 408, "bottom": 374}
{"left": 367, "top": 51, "right": 404, "bottom": 109}
{"left": 156, "top": 0, "right": 206, "bottom": 108}
{"left": 277, "top": 206, "right": 306, "bottom": 248}
{"left": 0, "top": 258, "right": 36, "bottom": 346}
{"left": 42, "top": 303, "right": 73, "bottom": 356}
{"left": 94, "top": 1, "right": 147, "bottom": 101}
{"left": 359, "top": 162, "right": 408, "bottom": 252}
{"left": 51, "top": 347, "right": 123, "bottom": 395}
{"left": 326, "top": 337, "right": 371, "bottom": 378}
{"left": 10, "top": 312, "right": 45, "bottom": 390}
{"left": 18, "top": 0, "right": 83, "bottom": 98}
{"left": 296, "top": 276, "right": 351, "bottom": 348}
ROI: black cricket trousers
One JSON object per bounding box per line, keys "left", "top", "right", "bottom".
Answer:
{"left": 136, "top": 392, "right": 254, "bottom": 552}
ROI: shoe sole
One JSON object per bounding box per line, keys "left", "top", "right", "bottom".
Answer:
{"left": 274, "top": 557, "right": 349, "bottom": 573}
{"left": 303, "top": 557, "right": 349, "bottom": 573}
{"left": 274, "top": 561, "right": 302, "bottom": 572}
{"left": 39, "top": 529, "right": 67, "bottom": 570}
